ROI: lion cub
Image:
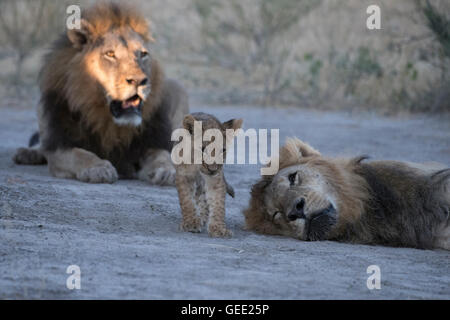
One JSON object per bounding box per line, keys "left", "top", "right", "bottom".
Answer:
{"left": 174, "top": 112, "right": 242, "bottom": 237}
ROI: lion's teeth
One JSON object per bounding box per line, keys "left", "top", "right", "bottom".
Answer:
{"left": 122, "top": 98, "right": 140, "bottom": 109}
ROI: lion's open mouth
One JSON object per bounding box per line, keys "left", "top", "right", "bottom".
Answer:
{"left": 109, "top": 95, "right": 144, "bottom": 126}
{"left": 122, "top": 94, "right": 142, "bottom": 109}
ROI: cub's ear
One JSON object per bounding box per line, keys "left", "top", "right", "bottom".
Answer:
{"left": 280, "top": 137, "right": 321, "bottom": 165}
{"left": 223, "top": 118, "right": 243, "bottom": 131}
{"left": 182, "top": 115, "right": 196, "bottom": 134}
{"left": 67, "top": 19, "right": 94, "bottom": 49}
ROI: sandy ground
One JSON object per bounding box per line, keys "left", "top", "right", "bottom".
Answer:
{"left": 0, "top": 104, "right": 449, "bottom": 299}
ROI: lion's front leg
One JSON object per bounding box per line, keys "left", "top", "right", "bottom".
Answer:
{"left": 138, "top": 149, "right": 175, "bottom": 186}
{"left": 47, "top": 148, "right": 118, "bottom": 184}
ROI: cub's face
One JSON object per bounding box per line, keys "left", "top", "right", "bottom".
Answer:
{"left": 182, "top": 113, "right": 243, "bottom": 176}
{"left": 69, "top": 22, "right": 152, "bottom": 127}
{"left": 263, "top": 163, "right": 339, "bottom": 241}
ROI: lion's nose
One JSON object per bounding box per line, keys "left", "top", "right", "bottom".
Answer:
{"left": 126, "top": 76, "right": 148, "bottom": 86}
{"left": 287, "top": 198, "right": 306, "bottom": 221}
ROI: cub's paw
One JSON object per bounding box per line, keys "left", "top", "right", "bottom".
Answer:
{"left": 13, "top": 148, "right": 46, "bottom": 165}
{"left": 76, "top": 161, "right": 118, "bottom": 184}
{"left": 139, "top": 166, "right": 175, "bottom": 186}
{"left": 208, "top": 224, "right": 233, "bottom": 238}
{"left": 180, "top": 218, "right": 203, "bottom": 233}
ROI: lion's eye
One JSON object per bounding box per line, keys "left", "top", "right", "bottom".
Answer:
{"left": 140, "top": 51, "right": 148, "bottom": 58}
{"left": 288, "top": 172, "right": 297, "bottom": 185}
{"left": 105, "top": 51, "right": 115, "bottom": 58}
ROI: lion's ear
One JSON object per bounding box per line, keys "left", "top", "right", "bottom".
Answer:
{"left": 67, "top": 19, "right": 94, "bottom": 49}
{"left": 281, "top": 137, "right": 321, "bottom": 162}
{"left": 145, "top": 19, "right": 155, "bottom": 43}
{"left": 296, "top": 140, "right": 321, "bottom": 158}
{"left": 223, "top": 118, "right": 243, "bottom": 131}
{"left": 182, "top": 115, "right": 196, "bottom": 134}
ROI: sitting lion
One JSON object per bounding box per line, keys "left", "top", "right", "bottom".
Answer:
{"left": 13, "top": 2, "right": 188, "bottom": 185}
{"left": 244, "top": 137, "right": 450, "bottom": 250}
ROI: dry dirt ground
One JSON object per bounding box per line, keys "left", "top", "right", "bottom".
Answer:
{"left": 0, "top": 104, "right": 449, "bottom": 299}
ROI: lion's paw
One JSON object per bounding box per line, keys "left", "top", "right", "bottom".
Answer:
{"left": 139, "top": 166, "right": 175, "bottom": 186}
{"left": 76, "top": 161, "right": 118, "bottom": 184}
{"left": 208, "top": 225, "right": 233, "bottom": 238}
{"left": 13, "top": 148, "right": 46, "bottom": 165}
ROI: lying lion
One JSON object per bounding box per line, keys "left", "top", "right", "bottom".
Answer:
{"left": 244, "top": 138, "right": 450, "bottom": 250}
{"left": 13, "top": 2, "right": 188, "bottom": 185}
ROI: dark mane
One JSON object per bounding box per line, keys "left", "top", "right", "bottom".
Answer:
{"left": 346, "top": 162, "right": 449, "bottom": 248}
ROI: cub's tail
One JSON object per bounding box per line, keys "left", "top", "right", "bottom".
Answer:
{"left": 225, "top": 177, "right": 235, "bottom": 198}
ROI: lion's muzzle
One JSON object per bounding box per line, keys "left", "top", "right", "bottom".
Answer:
{"left": 288, "top": 202, "right": 337, "bottom": 241}
{"left": 110, "top": 95, "right": 144, "bottom": 127}
{"left": 108, "top": 72, "right": 150, "bottom": 127}
{"left": 305, "top": 205, "right": 337, "bottom": 241}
